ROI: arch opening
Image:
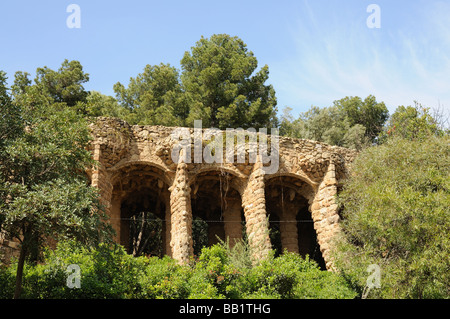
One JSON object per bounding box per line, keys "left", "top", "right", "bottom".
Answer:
{"left": 265, "top": 176, "right": 326, "bottom": 270}
{"left": 190, "top": 171, "right": 244, "bottom": 255}
{"left": 120, "top": 187, "right": 166, "bottom": 257}
{"left": 110, "top": 164, "right": 170, "bottom": 258}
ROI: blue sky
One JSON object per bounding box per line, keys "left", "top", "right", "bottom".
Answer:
{"left": 1, "top": 0, "right": 449, "bottom": 117}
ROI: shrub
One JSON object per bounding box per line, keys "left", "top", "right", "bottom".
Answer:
{"left": 0, "top": 240, "right": 358, "bottom": 299}
{"left": 18, "top": 241, "right": 151, "bottom": 298}
{"left": 236, "top": 252, "right": 357, "bottom": 299}
{"left": 189, "top": 244, "right": 242, "bottom": 299}
{"left": 0, "top": 264, "right": 15, "bottom": 298}
{"left": 335, "top": 136, "right": 450, "bottom": 298}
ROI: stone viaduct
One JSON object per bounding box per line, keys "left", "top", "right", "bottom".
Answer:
{"left": 87, "top": 117, "right": 358, "bottom": 270}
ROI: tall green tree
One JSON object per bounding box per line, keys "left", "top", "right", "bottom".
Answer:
{"left": 335, "top": 135, "right": 450, "bottom": 298}
{"left": 181, "top": 34, "right": 278, "bottom": 129}
{"left": 0, "top": 71, "right": 22, "bottom": 145}
{"left": 35, "top": 59, "right": 89, "bottom": 110}
{"left": 114, "top": 63, "right": 188, "bottom": 126}
{"left": 380, "top": 102, "right": 445, "bottom": 141}
{"left": 299, "top": 106, "right": 347, "bottom": 144}
{"left": 279, "top": 102, "right": 371, "bottom": 150}
{"left": 279, "top": 106, "right": 304, "bottom": 138}
{"left": 333, "top": 95, "right": 388, "bottom": 143}
{"left": 85, "top": 91, "right": 129, "bottom": 119}
{"left": 0, "top": 63, "right": 113, "bottom": 298}
{"left": 11, "top": 59, "right": 90, "bottom": 115}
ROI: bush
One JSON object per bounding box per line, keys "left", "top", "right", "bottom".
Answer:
{"left": 0, "top": 240, "right": 358, "bottom": 299}
{"left": 236, "top": 252, "right": 356, "bottom": 299}
{"left": 0, "top": 264, "right": 15, "bottom": 298}
{"left": 20, "top": 241, "right": 151, "bottom": 298}
{"left": 188, "top": 244, "right": 242, "bottom": 299}
{"left": 335, "top": 136, "right": 450, "bottom": 298}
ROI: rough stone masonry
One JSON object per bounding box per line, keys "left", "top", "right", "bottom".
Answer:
{"left": 87, "top": 117, "right": 358, "bottom": 270}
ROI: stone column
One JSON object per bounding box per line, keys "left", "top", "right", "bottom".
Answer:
{"left": 169, "top": 162, "right": 193, "bottom": 264}
{"left": 164, "top": 199, "right": 172, "bottom": 257}
{"left": 208, "top": 222, "right": 224, "bottom": 246}
{"left": 90, "top": 143, "right": 113, "bottom": 225}
{"left": 110, "top": 194, "right": 122, "bottom": 244}
{"left": 242, "top": 160, "right": 272, "bottom": 262}
{"left": 310, "top": 159, "right": 340, "bottom": 270}
{"left": 279, "top": 201, "right": 299, "bottom": 253}
{"left": 223, "top": 198, "right": 243, "bottom": 247}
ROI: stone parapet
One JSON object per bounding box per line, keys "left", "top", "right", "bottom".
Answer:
{"left": 85, "top": 117, "right": 357, "bottom": 269}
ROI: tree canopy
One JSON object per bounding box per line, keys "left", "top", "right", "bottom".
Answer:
{"left": 113, "top": 63, "right": 188, "bottom": 126}
{"left": 333, "top": 95, "right": 388, "bottom": 142}
{"left": 0, "top": 62, "right": 113, "bottom": 298}
{"left": 1, "top": 33, "right": 449, "bottom": 300}
{"left": 380, "top": 101, "right": 447, "bottom": 141}
{"left": 181, "top": 34, "right": 278, "bottom": 129}
{"left": 111, "top": 34, "right": 278, "bottom": 130}
{"left": 279, "top": 95, "right": 388, "bottom": 150}
{"left": 335, "top": 134, "right": 449, "bottom": 298}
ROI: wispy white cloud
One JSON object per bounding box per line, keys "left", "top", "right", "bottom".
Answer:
{"left": 272, "top": 1, "right": 450, "bottom": 115}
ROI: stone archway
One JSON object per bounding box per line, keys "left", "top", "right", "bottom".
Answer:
{"left": 265, "top": 175, "right": 326, "bottom": 269}
{"left": 109, "top": 163, "right": 172, "bottom": 257}
{"left": 1, "top": 118, "right": 359, "bottom": 268}
{"left": 120, "top": 188, "right": 166, "bottom": 257}
{"left": 85, "top": 117, "right": 358, "bottom": 269}
{"left": 190, "top": 170, "right": 244, "bottom": 254}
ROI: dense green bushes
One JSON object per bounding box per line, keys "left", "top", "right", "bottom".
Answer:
{"left": 0, "top": 240, "right": 357, "bottom": 299}
{"left": 335, "top": 135, "right": 450, "bottom": 299}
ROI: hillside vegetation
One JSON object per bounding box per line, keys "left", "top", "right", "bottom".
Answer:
{"left": 1, "top": 34, "right": 449, "bottom": 299}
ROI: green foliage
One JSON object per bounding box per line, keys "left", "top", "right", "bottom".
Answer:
{"left": 189, "top": 244, "right": 241, "bottom": 298}
{"left": 0, "top": 240, "right": 357, "bottom": 299}
{"left": 181, "top": 34, "right": 278, "bottom": 129}
{"left": 11, "top": 60, "right": 90, "bottom": 115}
{"left": 113, "top": 63, "right": 188, "bottom": 126}
{"left": 335, "top": 135, "right": 450, "bottom": 298}
{"left": 0, "top": 71, "right": 22, "bottom": 144}
{"left": 85, "top": 91, "right": 128, "bottom": 119}
{"left": 0, "top": 265, "right": 15, "bottom": 299}
{"left": 192, "top": 217, "right": 209, "bottom": 256}
{"left": 280, "top": 105, "right": 366, "bottom": 150}
{"left": 221, "top": 238, "right": 253, "bottom": 271}
{"left": 279, "top": 95, "right": 387, "bottom": 150}
{"left": 0, "top": 62, "right": 114, "bottom": 298}
{"left": 379, "top": 102, "right": 446, "bottom": 142}
{"left": 111, "top": 34, "right": 279, "bottom": 129}
{"left": 35, "top": 60, "right": 89, "bottom": 108}
{"left": 333, "top": 95, "right": 388, "bottom": 142}
{"left": 236, "top": 252, "right": 356, "bottom": 299}
{"left": 1, "top": 76, "right": 113, "bottom": 250}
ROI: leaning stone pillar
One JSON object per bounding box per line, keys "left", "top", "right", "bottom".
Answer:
{"left": 279, "top": 201, "right": 299, "bottom": 253}
{"left": 242, "top": 159, "right": 272, "bottom": 262}
{"left": 110, "top": 194, "right": 122, "bottom": 244}
{"left": 223, "top": 198, "right": 243, "bottom": 247}
{"left": 169, "top": 162, "right": 193, "bottom": 264}
{"left": 311, "top": 158, "right": 340, "bottom": 270}
{"left": 164, "top": 198, "right": 172, "bottom": 257}
{"left": 90, "top": 143, "right": 113, "bottom": 225}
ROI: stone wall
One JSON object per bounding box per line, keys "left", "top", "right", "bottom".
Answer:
{"left": 0, "top": 236, "right": 20, "bottom": 265}
{"left": 0, "top": 117, "right": 357, "bottom": 268}
{"left": 88, "top": 117, "right": 358, "bottom": 269}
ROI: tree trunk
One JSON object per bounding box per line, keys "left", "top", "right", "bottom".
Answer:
{"left": 13, "top": 241, "right": 27, "bottom": 299}
{"left": 135, "top": 212, "right": 145, "bottom": 257}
